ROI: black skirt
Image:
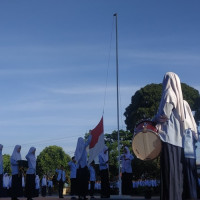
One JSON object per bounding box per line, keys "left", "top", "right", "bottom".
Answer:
{"left": 11, "top": 174, "right": 23, "bottom": 198}
{"left": 100, "top": 169, "right": 110, "bottom": 198}
{"left": 76, "top": 166, "right": 89, "bottom": 197}
{"left": 25, "top": 174, "right": 36, "bottom": 198}
{"left": 160, "top": 142, "right": 184, "bottom": 200}
{"left": 122, "top": 172, "right": 133, "bottom": 195}
{"left": 184, "top": 157, "right": 198, "bottom": 199}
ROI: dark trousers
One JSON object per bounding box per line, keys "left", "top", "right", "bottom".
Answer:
{"left": 11, "top": 174, "right": 22, "bottom": 198}
{"left": 70, "top": 178, "right": 77, "bottom": 196}
{"left": 122, "top": 172, "right": 133, "bottom": 195}
{"left": 58, "top": 180, "right": 64, "bottom": 198}
{"left": 25, "top": 174, "right": 35, "bottom": 198}
{"left": 77, "top": 167, "right": 89, "bottom": 197}
{"left": 41, "top": 186, "right": 46, "bottom": 197}
{"left": 160, "top": 142, "right": 184, "bottom": 200}
{"left": 100, "top": 169, "right": 110, "bottom": 197}
{"left": 90, "top": 181, "right": 95, "bottom": 197}
{"left": 48, "top": 186, "right": 52, "bottom": 196}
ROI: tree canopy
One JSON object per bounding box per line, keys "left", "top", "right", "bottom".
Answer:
{"left": 3, "top": 154, "right": 11, "bottom": 174}
{"left": 36, "top": 145, "right": 71, "bottom": 182}
{"left": 124, "top": 83, "right": 200, "bottom": 133}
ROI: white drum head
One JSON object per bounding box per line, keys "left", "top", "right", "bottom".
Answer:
{"left": 132, "top": 131, "right": 162, "bottom": 161}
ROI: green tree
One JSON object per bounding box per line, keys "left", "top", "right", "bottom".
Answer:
{"left": 3, "top": 154, "right": 11, "bottom": 174}
{"left": 36, "top": 145, "right": 71, "bottom": 183}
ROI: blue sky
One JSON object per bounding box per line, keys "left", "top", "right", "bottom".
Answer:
{"left": 0, "top": 1, "right": 200, "bottom": 161}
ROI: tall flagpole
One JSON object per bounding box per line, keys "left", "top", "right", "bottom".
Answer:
{"left": 113, "top": 13, "right": 121, "bottom": 196}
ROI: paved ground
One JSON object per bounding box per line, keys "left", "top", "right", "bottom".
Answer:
{"left": 0, "top": 195, "right": 160, "bottom": 200}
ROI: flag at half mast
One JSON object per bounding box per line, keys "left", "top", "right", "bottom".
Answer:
{"left": 88, "top": 116, "right": 105, "bottom": 164}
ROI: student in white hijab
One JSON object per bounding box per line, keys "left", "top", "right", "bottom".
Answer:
{"left": 0, "top": 144, "right": 3, "bottom": 197}
{"left": 25, "top": 147, "right": 36, "bottom": 200}
{"left": 120, "top": 146, "right": 134, "bottom": 195}
{"left": 10, "top": 145, "right": 22, "bottom": 200}
{"left": 74, "top": 132, "right": 92, "bottom": 200}
{"left": 182, "top": 100, "right": 198, "bottom": 199}
{"left": 35, "top": 175, "right": 40, "bottom": 197}
{"left": 3, "top": 173, "right": 10, "bottom": 196}
{"left": 153, "top": 72, "right": 185, "bottom": 200}
{"left": 41, "top": 175, "right": 47, "bottom": 197}
{"left": 99, "top": 146, "right": 110, "bottom": 198}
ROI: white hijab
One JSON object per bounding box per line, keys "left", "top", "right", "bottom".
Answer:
{"left": 124, "top": 146, "right": 131, "bottom": 159}
{"left": 74, "top": 137, "right": 85, "bottom": 163}
{"left": 99, "top": 146, "right": 108, "bottom": 162}
{"left": 42, "top": 175, "right": 47, "bottom": 186}
{"left": 11, "top": 145, "right": 21, "bottom": 161}
{"left": 26, "top": 147, "right": 36, "bottom": 168}
{"left": 0, "top": 144, "right": 3, "bottom": 165}
{"left": 158, "top": 72, "right": 185, "bottom": 129}
{"left": 183, "top": 100, "right": 198, "bottom": 140}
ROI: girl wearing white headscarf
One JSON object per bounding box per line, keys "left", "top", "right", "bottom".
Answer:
{"left": 10, "top": 145, "right": 22, "bottom": 200}
{"left": 35, "top": 175, "right": 40, "bottom": 197}
{"left": 25, "top": 147, "right": 36, "bottom": 200}
{"left": 41, "top": 175, "right": 47, "bottom": 197}
{"left": 74, "top": 133, "right": 92, "bottom": 200}
{"left": 183, "top": 100, "right": 198, "bottom": 199}
{"left": 3, "top": 173, "right": 10, "bottom": 196}
{"left": 153, "top": 72, "right": 185, "bottom": 200}
{"left": 120, "top": 146, "right": 134, "bottom": 195}
{"left": 99, "top": 146, "right": 110, "bottom": 198}
{"left": 0, "top": 144, "right": 3, "bottom": 197}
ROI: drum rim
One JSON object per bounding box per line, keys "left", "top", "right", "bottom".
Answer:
{"left": 133, "top": 129, "right": 160, "bottom": 139}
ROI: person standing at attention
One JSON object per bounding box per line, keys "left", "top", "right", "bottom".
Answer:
{"left": 68, "top": 156, "right": 77, "bottom": 199}
{"left": 99, "top": 146, "right": 110, "bottom": 198}
{"left": 56, "top": 165, "right": 66, "bottom": 198}
{"left": 25, "top": 147, "right": 36, "bottom": 200}
{"left": 10, "top": 145, "right": 22, "bottom": 200}
{"left": 120, "top": 146, "right": 134, "bottom": 195}
{"left": 74, "top": 132, "right": 92, "bottom": 200}
{"left": 153, "top": 72, "right": 185, "bottom": 200}
{"left": 183, "top": 100, "right": 198, "bottom": 200}
{"left": 88, "top": 160, "right": 96, "bottom": 199}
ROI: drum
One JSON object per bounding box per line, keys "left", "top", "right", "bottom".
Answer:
{"left": 132, "top": 120, "right": 161, "bottom": 161}
{"left": 17, "top": 160, "right": 28, "bottom": 168}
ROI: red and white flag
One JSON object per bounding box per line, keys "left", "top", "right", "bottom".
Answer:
{"left": 88, "top": 116, "right": 105, "bottom": 164}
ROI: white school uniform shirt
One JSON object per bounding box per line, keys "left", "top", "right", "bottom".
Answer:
{"left": 3, "top": 174, "right": 10, "bottom": 189}
{"left": 48, "top": 180, "right": 53, "bottom": 187}
{"left": 68, "top": 161, "right": 77, "bottom": 179}
{"left": 88, "top": 165, "right": 96, "bottom": 181}
{"left": 56, "top": 169, "right": 66, "bottom": 182}
{"left": 42, "top": 176, "right": 47, "bottom": 186}
{"left": 183, "top": 100, "right": 198, "bottom": 158}
{"left": 35, "top": 175, "right": 40, "bottom": 189}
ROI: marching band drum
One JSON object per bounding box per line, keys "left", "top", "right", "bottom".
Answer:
{"left": 132, "top": 120, "right": 161, "bottom": 161}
